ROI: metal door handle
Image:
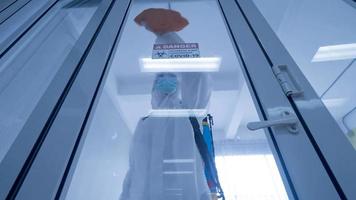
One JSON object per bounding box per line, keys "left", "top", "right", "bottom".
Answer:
{"left": 247, "top": 109, "right": 299, "bottom": 133}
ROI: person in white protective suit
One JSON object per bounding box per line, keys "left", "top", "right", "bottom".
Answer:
{"left": 119, "top": 10, "right": 213, "bottom": 199}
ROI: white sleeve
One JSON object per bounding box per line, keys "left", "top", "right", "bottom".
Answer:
{"left": 119, "top": 119, "right": 147, "bottom": 199}
{"left": 155, "top": 32, "right": 184, "bottom": 44}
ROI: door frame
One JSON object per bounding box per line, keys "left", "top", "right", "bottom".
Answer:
{"left": 235, "top": 0, "right": 356, "bottom": 198}
{"left": 0, "top": 0, "right": 115, "bottom": 199}
{"left": 1, "top": 0, "right": 349, "bottom": 199}
{"left": 0, "top": 0, "right": 59, "bottom": 57}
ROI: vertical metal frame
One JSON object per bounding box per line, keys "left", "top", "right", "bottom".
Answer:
{"left": 0, "top": 0, "right": 58, "bottom": 57}
{"left": 0, "top": 0, "right": 32, "bottom": 24}
{"left": 8, "top": 0, "right": 131, "bottom": 199}
{"left": 218, "top": 0, "right": 341, "bottom": 199}
{"left": 0, "top": 0, "right": 114, "bottom": 199}
{"left": 235, "top": 0, "right": 356, "bottom": 198}
{"left": 0, "top": 0, "right": 17, "bottom": 13}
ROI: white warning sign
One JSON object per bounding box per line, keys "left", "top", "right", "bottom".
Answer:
{"left": 152, "top": 43, "right": 200, "bottom": 59}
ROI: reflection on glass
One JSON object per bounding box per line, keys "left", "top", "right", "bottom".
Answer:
{"left": 312, "top": 43, "right": 356, "bottom": 62}
{"left": 216, "top": 154, "right": 288, "bottom": 200}
{"left": 0, "top": 0, "right": 101, "bottom": 163}
{"left": 0, "top": 0, "right": 51, "bottom": 45}
{"left": 148, "top": 109, "right": 208, "bottom": 117}
{"left": 62, "top": 1, "right": 288, "bottom": 199}
{"left": 140, "top": 57, "right": 221, "bottom": 72}
{"left": 253, "top": 0, "right": 356, "bottom": 150}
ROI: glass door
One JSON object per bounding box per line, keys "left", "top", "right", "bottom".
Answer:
{"left": 0, "top": 0, "right": 57, "bottom": 55}
{"left": 242, "top": 0, "right": 356, "bottom": 198}
{"left": 20, "top": 0, "right": 343, "bottom": 199}
{"left": 60, "top": 1, "right": 289, "bottom": 199}
{"left": 0, "top": 0, "right": 114, "bottom": 199}
{"left": 2, "top": 0, "right": 348, "bottom": 199}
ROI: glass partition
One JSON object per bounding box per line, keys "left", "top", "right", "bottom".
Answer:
{"left": 61, "top": 1, "right": 288, "bottom": 199}
{"left": 253, "top": 0, "right": 356, "bottom": 150}
{"left": 0, "top": 0, "right": 51, "bottom": 47}
{"left": 0, "top": 0, "right": 102, "bottom": 163}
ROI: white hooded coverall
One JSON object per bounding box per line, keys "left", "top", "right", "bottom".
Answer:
{"left": 120, "top": 32, "right": 212, "bottom": 200}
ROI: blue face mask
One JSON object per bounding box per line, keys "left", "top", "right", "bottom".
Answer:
{"left": 154, "top": 75, "right": 178, "bottom": 94}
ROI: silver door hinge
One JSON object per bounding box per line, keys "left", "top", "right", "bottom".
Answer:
{"left": 272, "top": 65, "right": 303, "bottom": 97}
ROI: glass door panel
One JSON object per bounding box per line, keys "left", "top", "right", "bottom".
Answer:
{"left": 0, "top": 0, "right": 16, "bottom": 12}
{"left": 60, "top": 0, "right": 288, "bottom": 199}
{"left": 0, "top": 0, "right": 53, "bottom": 51}
{"left": 0, "top": 0, "right": 33, "bottom": 24}
{"left": 248, "top": 0, "right": 356, "bottom": 198}
{"left": 253, "top": 0, "right": 356, "bottom": 150}
{"left": 0, "top": 0, "right": 102, "bottom": 164}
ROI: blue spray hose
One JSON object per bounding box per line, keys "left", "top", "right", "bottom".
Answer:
{"left": 190, "top": 115, "right": 225, "bottom": 200}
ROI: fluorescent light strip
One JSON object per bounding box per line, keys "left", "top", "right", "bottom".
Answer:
{"left": 148, "top": 109, "right": 207, "bottom": 117}
{"left": 322, "top": 98, "right": 347, "bottom": 107}
{"left": 140, "top": 57, "right": 221, "bottom": 72}
{"left": 312, "top": 43, "right": 356, "bottom": 62}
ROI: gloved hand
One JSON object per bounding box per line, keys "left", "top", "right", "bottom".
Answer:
{"left": 134, "top": 8, "right": 189, "bottom": 35}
